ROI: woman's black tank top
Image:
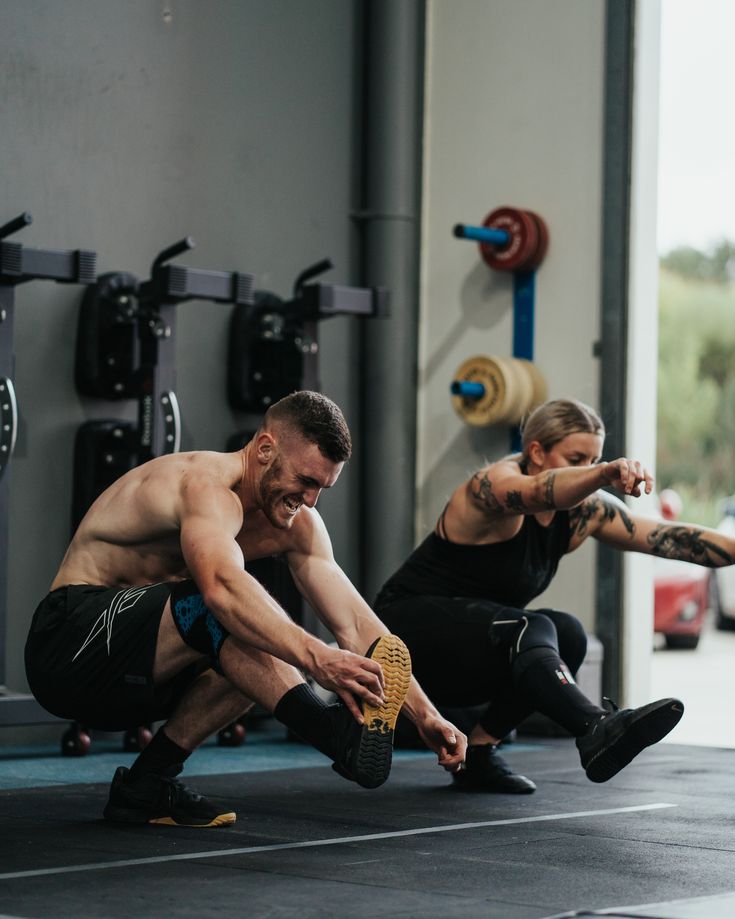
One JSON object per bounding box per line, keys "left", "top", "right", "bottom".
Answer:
{"left": 375, "top": 509, "right": 571, "bottom": 610}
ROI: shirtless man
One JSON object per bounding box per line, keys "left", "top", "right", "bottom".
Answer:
{"left": 25, "top": 391, "right": 466, "bottom": 827}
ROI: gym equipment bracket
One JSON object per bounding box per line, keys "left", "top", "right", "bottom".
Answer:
{"left": 0, "top": 211, "right": 97, "bottom": 725}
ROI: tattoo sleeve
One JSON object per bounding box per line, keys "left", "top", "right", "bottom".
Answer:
{"left": 569, "top": 497, "right": 634, "bottom": 540}
{"left": 470, "top": 472, "right": 503, "bottom": 513}
{"left": 646, "top": 525, "right": 735, "bottom": 566}
{"left": 505, "top": 490, "right": 526, "bottom": 512}
{"left": 470, "top": 473, "right": 531, "bottom": 514}
{"left": 542, "top": 472, "right": 556, "bottom": 509}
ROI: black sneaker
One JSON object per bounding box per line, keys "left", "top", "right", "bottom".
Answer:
{"left": 103, "top": 766, "right": 236, "bottom": 827}
{"left": 332, "top": 634, "right": 412, "bottom": 789}
{"left": 452, "top": 743, "right": 536, "bottom": 794}
{"left": 577, "top": 697, "right": 684, "bottom": 783}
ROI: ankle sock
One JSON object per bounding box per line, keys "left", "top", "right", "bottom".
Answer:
{"left": 274, "top": 682, "right": 338, "bottom": 760}
{"left": 128, "top": 727, "right": 192, "bottom": 780}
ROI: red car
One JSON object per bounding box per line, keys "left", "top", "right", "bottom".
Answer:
{"left": 652, "top": 488, "right": 709, "bottom": 650}
{"left": 654, "top": 556, "right": 710, "bottom": 650}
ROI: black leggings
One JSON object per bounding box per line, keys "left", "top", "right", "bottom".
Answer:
{"left": 378, "top": 595, "right": 594, "bottom": 739}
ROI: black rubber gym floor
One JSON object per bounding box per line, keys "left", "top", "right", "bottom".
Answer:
{"left": 1, "top": 737, "right": 735, "bottom": 919}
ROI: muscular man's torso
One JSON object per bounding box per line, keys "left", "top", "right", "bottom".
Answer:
{"left": 51, "top": 450, "right": 296, "bottom": 590}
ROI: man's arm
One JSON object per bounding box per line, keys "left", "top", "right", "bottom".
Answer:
{"left": 286, "top": 510, "right": 467, "bottom": 770}
{"left": 177, "top": 479, "right": 385, "bottom": 718}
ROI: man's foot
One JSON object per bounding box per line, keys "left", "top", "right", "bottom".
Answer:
{"left": 576, "top": 697, "right": 684, "bottom": 783}
{"left": 452, "top": 743, "right": 536, "bottom": 793}
{"left": 332, "top": 634, "right": 412, "bottom": 789}
{"left": 102, "top": 766, "right": 236, "bottom": 827}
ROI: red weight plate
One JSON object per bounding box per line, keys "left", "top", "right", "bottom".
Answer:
{"left": 480, "top": 206, "right": 539, "bottom": 272}
{"left": 521, "top": 209, "right": 549, "bottom": 270}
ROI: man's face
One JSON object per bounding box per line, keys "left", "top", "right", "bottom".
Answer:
{"left": 258, "top": 434, "right": 343, "bottom": 529}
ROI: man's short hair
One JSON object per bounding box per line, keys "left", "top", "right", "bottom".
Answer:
{"left": 264, "top": 391, "right": 352, "bottom": 463}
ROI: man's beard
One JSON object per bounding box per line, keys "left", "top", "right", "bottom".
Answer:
{"left": 259, "top": 457, "right": 298, "bottom": 529}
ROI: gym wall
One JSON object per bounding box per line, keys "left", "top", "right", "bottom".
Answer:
{"left": 418, "top": 0, "right": 607, "bottom": 631}
{"left": 417, "top": 0, "right": 661, "bottom": 693}
{"left": 0, "top": 0, "right": 661, "bottom": 711}
{"left": 0, "top": 0, "right": 364, "bottom": 695}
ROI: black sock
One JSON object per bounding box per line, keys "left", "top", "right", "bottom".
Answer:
{"left": 128, "top": 727, "right": 192, "bottom": 780}
{"left": 480, "top": 695, "right": 534, "bottom": 740}
{"left": 274, "top": 682, "right": 341, "bottom": 760}
{"left": 512, "top": 648, "right": 604, "bottom": 737}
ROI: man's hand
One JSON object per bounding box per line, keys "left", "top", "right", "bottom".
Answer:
{"left": 600, "top": 458, "right": 653, "bottom": 498}
{"left": 416, "top": 714, "right": 467, "bottom": 772}
{"left": 310, "top": 644, "right": 385, "bottom": 722}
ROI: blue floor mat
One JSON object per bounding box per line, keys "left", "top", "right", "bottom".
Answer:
{"left": 0, "top": 721, "right": 438, "bottom": 790}
{"left": 0, "top": 721, "right": 541, "bottom": 791}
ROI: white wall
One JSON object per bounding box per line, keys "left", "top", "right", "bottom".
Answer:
{"left": 418, "top": 0, "right": 607, "bottom": 631}
{"left": 623, "top": 0, "right": 662, "bottom": 704}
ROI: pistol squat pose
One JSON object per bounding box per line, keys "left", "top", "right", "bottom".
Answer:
{"left": 25, "top": 391, "right": 466, "bottom": 827}
{"left": 373, "top": 398, "right": 721, "bottom": 793}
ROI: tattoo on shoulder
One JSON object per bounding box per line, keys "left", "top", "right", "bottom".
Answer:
{"left": 647, "top": 525, "right": 734, "bottom": 566}
{"left": 505, "top": 490, "right": 526, "bottom": 512}
{"left": 470, "top": 472, "right": 503, "bottom": 513}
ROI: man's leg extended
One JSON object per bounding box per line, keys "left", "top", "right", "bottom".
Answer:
{"left": 154, "top": 597, "right": 412, "bottom": 789}
{"left": 220, "top": 631, "right": 412, "bottom": 789}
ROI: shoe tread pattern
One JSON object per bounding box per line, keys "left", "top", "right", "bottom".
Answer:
{"left": 353, "top": 635, "right": 412, "bottom": 789}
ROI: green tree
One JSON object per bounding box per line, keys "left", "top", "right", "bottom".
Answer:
{"left": 661, "top": 239, "right": 735, "bottom": 284}
{"left": 657, "top": 264, "right": 735, "bottom": 525}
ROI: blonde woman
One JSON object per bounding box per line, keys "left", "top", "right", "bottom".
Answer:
{"left": 375, "top": 399, "right": 733, "bottom": 792}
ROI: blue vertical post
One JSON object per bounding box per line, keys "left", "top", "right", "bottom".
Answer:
{"left": 510, "top": 270, "right": 536, "bottom": 450}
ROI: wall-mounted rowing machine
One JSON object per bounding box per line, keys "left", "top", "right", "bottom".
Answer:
{"left": 73, "top": 236, "right": 254, "bottom": 531}
{"left": 0, "top": 211, "right": 97, "bottom": 728}
{"left": 228, "top": 257, "right": 388, "bottom": 413}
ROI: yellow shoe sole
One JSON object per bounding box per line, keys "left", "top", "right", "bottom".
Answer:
{"left": 149, "top": 811, "right": 237, "bottom": 827}
{"left": 353, "top": 634, "right": 412, "bottom": 788}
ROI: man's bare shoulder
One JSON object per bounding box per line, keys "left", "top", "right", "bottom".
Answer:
{"left": 81, "top": 450, "right": 242, "bottom": 534}
{"left": 173, "top": 452, "right": 245, "bottom": 516}
{"left": 285, "top": 506, "right": 330, "bottom": 555}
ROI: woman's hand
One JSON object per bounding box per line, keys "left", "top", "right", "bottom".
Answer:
{"left": 599, "top": 458, "right": 654, "bottom": 498}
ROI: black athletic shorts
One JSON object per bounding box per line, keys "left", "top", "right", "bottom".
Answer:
{"left": 24, "top": 583, "right": 208, "bottom": 731}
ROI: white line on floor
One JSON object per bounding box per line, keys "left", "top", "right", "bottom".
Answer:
{"left": 0, "top": 802, "right": 676, "bottom": 882}
{"left": 541, "top": 888, "right": 735, "bottom": 918}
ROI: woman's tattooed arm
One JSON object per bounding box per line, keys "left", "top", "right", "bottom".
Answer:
{"left": 646, "top": 525, "right": 735, "bottom": 566}
{"left": 543, "top": 471, "right": 556, "bottom": 509}
{"left": 469, "top": 472, "right": 529, "bottom": 514}
{"left": 469, "top": 472, "right": 504, "bottom": 513}
{"left": 569, "top": 495, "right": 635, "bottom": 541}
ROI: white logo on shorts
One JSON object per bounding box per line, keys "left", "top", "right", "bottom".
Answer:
{"left": 72, "top": 585, "right": 151, "bottom": 662}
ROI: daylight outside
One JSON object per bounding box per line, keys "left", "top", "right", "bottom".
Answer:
{"left": 651, "top": 0, "right": 735, "bottom": 745}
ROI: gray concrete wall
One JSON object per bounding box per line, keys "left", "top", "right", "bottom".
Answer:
{"left": 418, "top": 0, "right": 607, "bottom": 630}
{"left": 1, "top": 0, "right": 363, "bottom": 694}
